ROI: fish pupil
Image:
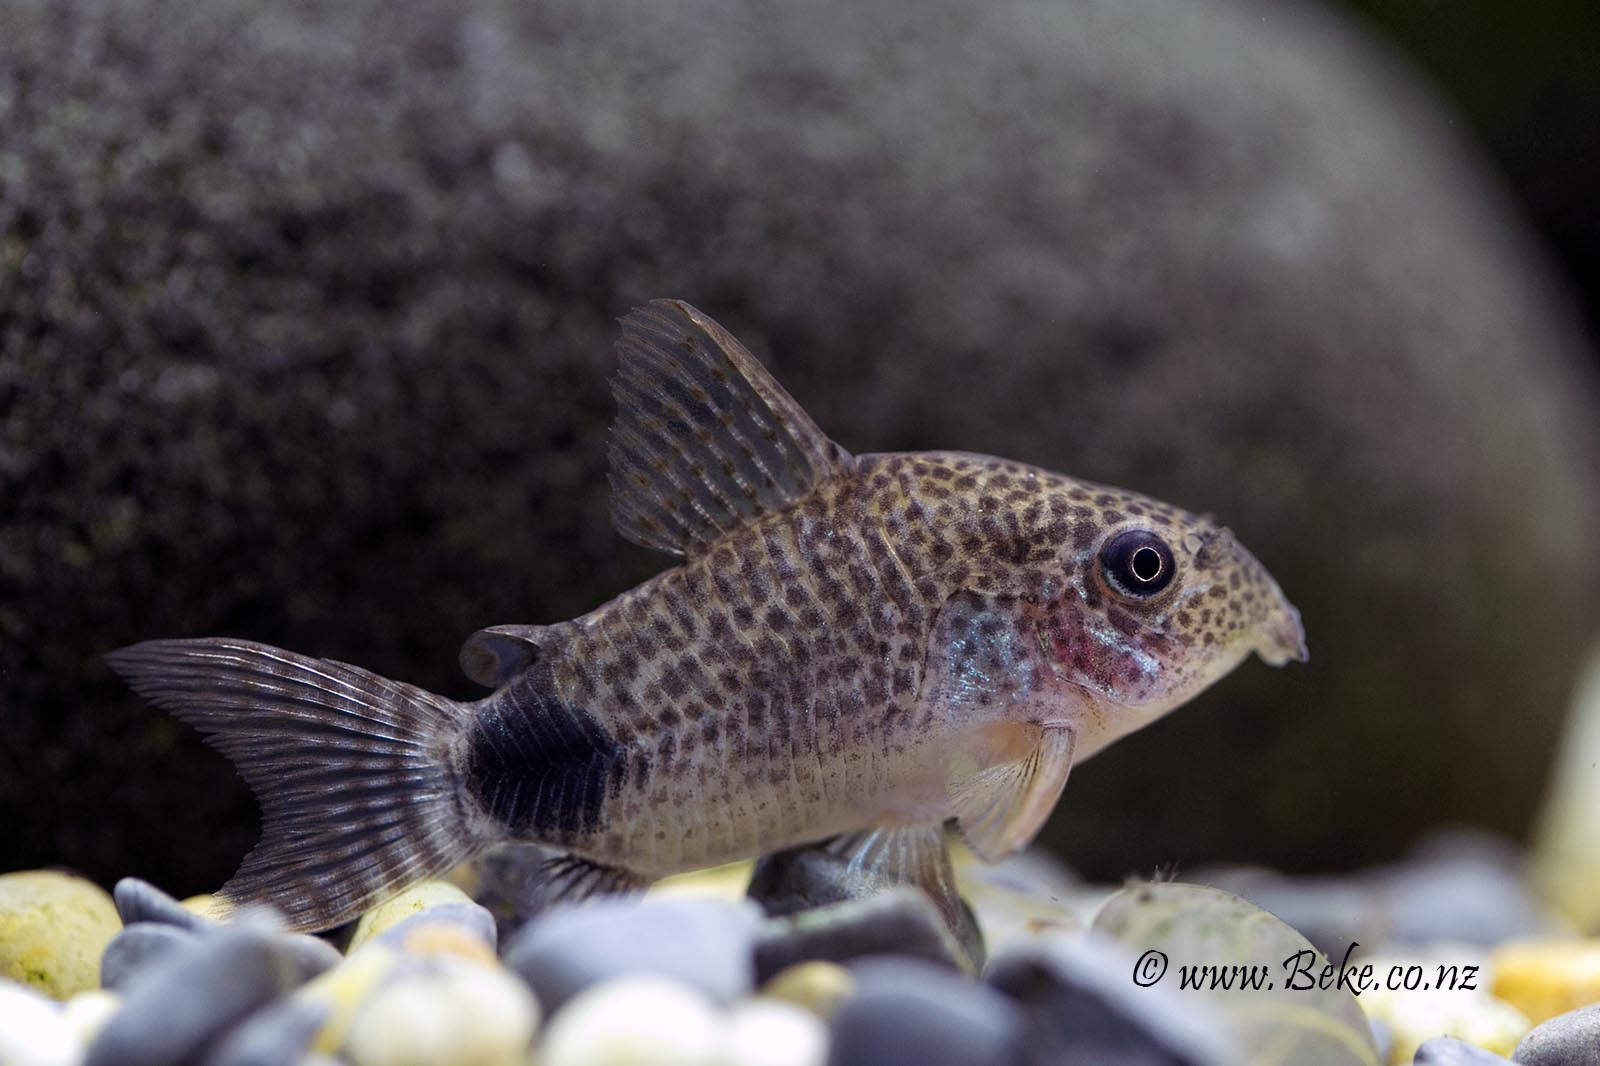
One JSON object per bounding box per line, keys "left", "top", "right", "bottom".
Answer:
{"left": 1130, "top": 546, "right": 1163, "bottom": 583}
{"left": 1101, "top": 529, "right": 1176, "bottom": 597}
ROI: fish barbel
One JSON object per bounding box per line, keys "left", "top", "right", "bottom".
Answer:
{"left": 109, "top": 299, "right": 1306, "bottom": 931}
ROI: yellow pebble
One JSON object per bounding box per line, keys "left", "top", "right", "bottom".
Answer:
{"left": 1492, "top": 937, "right": 1600, "bottom": 1024}
{"left": 0, "top": 870, "right": 122, "bottom": 999}
{"left": 758, "top": 961, "right": 855, "bottom": 1019}
{"left": 181, "top": 894, "right": 231, "bottom": 923}
{"left": 300, "top": 944, "right": 402, "bottom": 1053}
{"left": 348, "top": 882, "right": 475, "bottom": 952}
{"left": 398, "top": 924, "right": 498, "bottom": 966}
{"left": 1359, "top": 967, "right": 1529, "bottom": 1064}
{"left": 647, "top": 861, "right": 754, "bottom": 902}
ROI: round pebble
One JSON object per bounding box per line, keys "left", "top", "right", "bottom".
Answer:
{"left": 505, "top": 897, "right": 758, "bottom": 1015}
{"left": 759, "top": 961, "right": 855, "bottom": 1019}
{"left": 59, "top": 989, "right": 123, "bottom": 1046}
{"left": 747, "top": 848, "right": 984, "bottom": 971}
{"left": 724, "top": 999, "right": 827, "bottom": 1066}
{"left": 752, "top": 887, "right": 973, "bottom": 981}
{"left": 85, "top": 928, "right": 306, "bottom": 1066}
{"left": 538, "top": 976, "right": 723, "bottom": 1066}
{"left": 829, "top": 958, "right": 1026, "bottom": 1066}
{"left": 1358, "top": 964, "right": 1530, "bottom": 1063}
{"left": 372, "top": 901, "right": 498, "bottom": 957}
{"left": 0, "top": 870, "right": 123, "bottom": 999}
{"left": 113, "top": 878, "right": 214, "bottom": 933}
{"left": 201, "top": 995, "right": 329, "bottom": 1066}
{"left": 348, "top": 882, "right": 478, "bottom": 952}
{"left": 279, "top": 933, "right": 344, "bottom": 983}
{"left": 1414, "top": 1036, "right": 1517, "bottom": 1064}
{"left": 343, "top": 957, "right": 539, "bottom": 1066}
{"left": 1493, "top": 938, "right": 1600, "bottom": 1025}
{"left": 297, "top": 944, "right": 403, "bottom": 1056}
{"left": 1512, "top": 1001, "right": 1600, "bottom": 1065}
{"left": 985, "top": 932, "right": 1234, "bottom": 1066}
{"left": 649, "top": 862, "right": 755, "bottom": 903}
{"left": 0, "top": 980, "right": 79, "bottom": 1066}
{"left": 100, "top": 922, "right": 198, "bottom": 992}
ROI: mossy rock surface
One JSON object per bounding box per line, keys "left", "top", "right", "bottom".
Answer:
{"left": 1, "top": 0, "right": 1597, "bottom": 893}
{"left": 0, "top": 871, "right": 122, "bottom": 999}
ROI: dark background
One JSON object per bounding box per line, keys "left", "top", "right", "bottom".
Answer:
{"left": 1339, "top": 0, "right": 1600, "bottom": 342}
{"left": 3, "top": 0, "right": 1599, "bottom": 899}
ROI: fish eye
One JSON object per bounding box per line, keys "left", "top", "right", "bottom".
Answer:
{"left": 1101, "top": 529, "right": 1176, "bottom": 597}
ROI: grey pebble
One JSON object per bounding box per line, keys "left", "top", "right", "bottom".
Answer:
{"left": 828, "top": 957, "right": 1027, "bottom": 1066}
{"left": 278, "top": 933, "right": 342, "bottom": 982}
{"left": 503, "top": 896, "right": 758, "bottom": 1015}
{"left": 113, "top": 878, "right": 216, "bottom": 932}
{"left": 748, "top": 845, "right": 985, "bottom": 970}
{"left": 754, "top": 887, "right": 973, "bottom": 982}
{"left": 1195, "top": 829, "right": 1550, "bottom": 955}
{"left": 85, "top": 928, "right": 306, "bottom": 1066}
{"left": 1370, "top": 1018, "right": 1394, "bottom": 1064}
{"left": 1417, "top": 1036, "right": 1517, "bottom": 1064}
{"left": 199, "top": 996, "right": 329, "bottom": 1066}
{"left": 1513, "top": 1002, "right": 1600, "bottom": 1065}
{"left": 1373, "top": 830, "right": 1550, "bottom": 948}
{"left": 373, "top": 900, "right": 498, "bottom": 952}
{"left": 101, "top": 922, "right": 199, "bottom": 992}
{"left": 985, "top": 934, "right": 1234, "bottom": 1066}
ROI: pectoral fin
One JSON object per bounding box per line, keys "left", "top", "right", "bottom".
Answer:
{"left": 949, "top": 724, "right": 1076, "bottom": 863}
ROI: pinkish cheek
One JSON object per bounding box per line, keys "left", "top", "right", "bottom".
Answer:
{"left": 1044, "top": 612, "right": 1161, "bottom": 704}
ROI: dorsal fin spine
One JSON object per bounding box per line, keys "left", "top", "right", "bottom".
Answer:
{"left": 606, "top": 299, "right": 850, "bottom": 558}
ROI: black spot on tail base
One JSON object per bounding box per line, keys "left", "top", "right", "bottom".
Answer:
{"left": 464, "top": 672, "right": 623, "bottom": 839}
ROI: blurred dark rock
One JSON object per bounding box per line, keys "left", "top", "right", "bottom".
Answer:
{"left": 101, "top": 923, "right": 200, "bottom": 992}
{"left": 2, "top": 0, "right": 1598, "bottom": 893}
{"left": 86, "top": 929, "right": 304, "bottom": 1066}
{"left": 752, "top": 887, "right": 975, "bottom": 981}
{"left": 986, "top": 934, "right": 1234, "bottom": 1066}
{"left": 830, "top": 958, "right": 1027, "bottom": 1066}
{"left": 748, "top": 843, "right": 985, "bottom": 971}
{"left": 199, "top": 997, "right": 327, "bottom": 1066}
{"left": 1194, "top": 828, "right": 1555, "bottom": 954}
{"left": 502, "top": 896, "right": 758, "bottom": 1015}
{"left": 113, "top": 878, "right": 214, "bottom": 933}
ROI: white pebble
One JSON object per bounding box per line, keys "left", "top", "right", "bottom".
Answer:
{"left": 721, "top": 999, "right": 828, "bottom": 1066}
{"left": 344, "top": 958, "right": 538, "bottom": 1066}
{"left": 59, "top": 990, "right": 121, "bottom": 1046}
{"left": 0, "top": 981, "right": 79, "bottom": 1066}
{"left": 540, "top": 976, "right": 723, "bottom": 1066}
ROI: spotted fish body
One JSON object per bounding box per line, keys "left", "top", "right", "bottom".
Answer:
{"left": 110, "top": 300, "right": 1306, "bottom": 932}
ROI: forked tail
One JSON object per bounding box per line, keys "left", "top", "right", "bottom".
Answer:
{"left": 107, "top": 638, "right": 488, "bottom": 931}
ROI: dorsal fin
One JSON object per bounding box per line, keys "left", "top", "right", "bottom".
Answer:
{"left": 608, "top": 299, "right": 850, "bottom": 557}
{"left": 460, "top": 624, "right": 550, "bottom": 688}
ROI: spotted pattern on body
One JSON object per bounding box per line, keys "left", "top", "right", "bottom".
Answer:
{"left": 467, "top": 448, "right": 1303, "bottom": 877}
{"left": 109, "top": 298, "right": 1306, "bottom": 933}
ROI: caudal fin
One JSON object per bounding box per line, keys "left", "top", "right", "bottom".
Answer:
{"left": 107, "top": 638, "right": 488, "bottom": 932}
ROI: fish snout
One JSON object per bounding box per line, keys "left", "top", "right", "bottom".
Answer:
{"left": 1255, "top": 596, "right": 1308, "bottom": 667}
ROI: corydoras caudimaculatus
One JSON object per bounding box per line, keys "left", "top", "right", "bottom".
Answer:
{"left": 110, "top": 299, "right": 1307, "bottom": 933}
